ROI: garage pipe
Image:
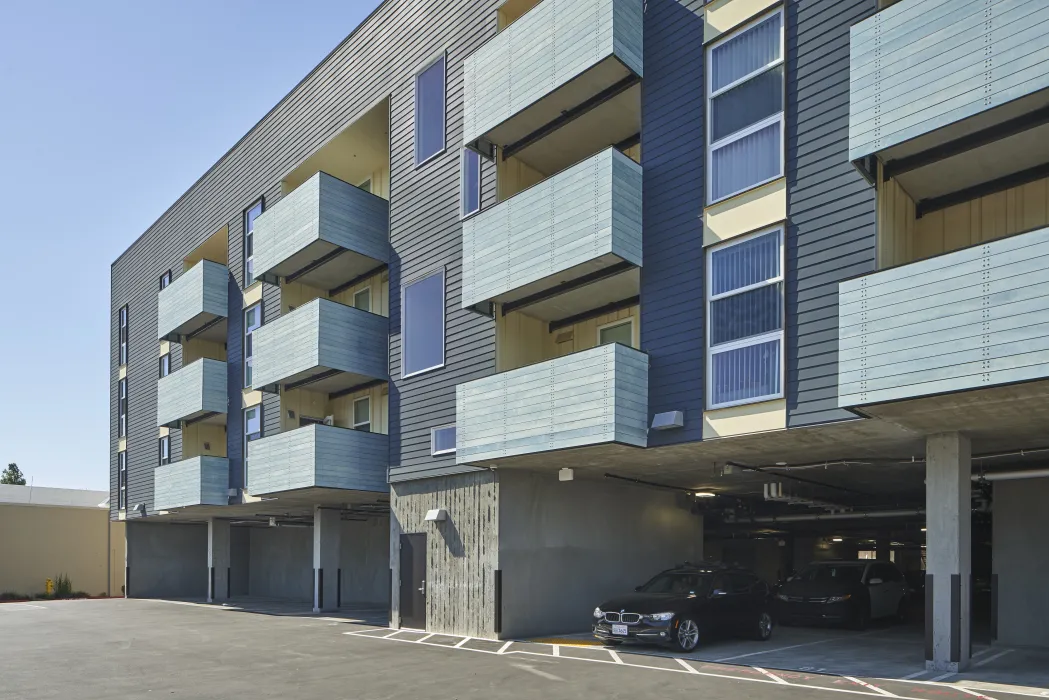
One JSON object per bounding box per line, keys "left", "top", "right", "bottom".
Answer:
{"left": 734, "top": 509, "right": 925, "bottom": 524}
{"left": 972, "top": 468, "right": 1049, "bottom": 482}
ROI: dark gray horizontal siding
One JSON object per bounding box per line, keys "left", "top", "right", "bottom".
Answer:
{"left": 638, "top": 0, "right": 706, "bottom": 447}
{"left": 785, "top": 0, "right": 877, "bottom": 428}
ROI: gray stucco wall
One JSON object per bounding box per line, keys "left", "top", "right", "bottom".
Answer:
{"left": 230, "top": 526, "right": 250, "bottom": 597}
{"left": 126, "top": 521, "right": 207, "bottom": 599}
{"left": 993, "top": 479, "right": 1049, "bottom": 649}
{"left": 498, "top": 471, "right": 703, "bottom": 639}
{"left": 341, "top": 517, "right": 391, "bottom": 606}
{"left": 248, "top": 526, "right": 314, "bottom": 602}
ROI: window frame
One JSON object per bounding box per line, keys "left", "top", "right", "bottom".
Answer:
{"left": 243, "top": 302, "right": 263, "bottom": 388}
{"left": 243, "top": 198, "right": 264, "bottom": 288}
{"left": 352, "top": 396, "right": 372, "bottom": 432}
{"left": 705, "top": 225, "right": 785, "bottom": 410}
{"left": 159, "top": 270, "right": 172, "bottom": 290}
{"left": 118, "top": 305, "right": 128, "bottom": 366}
{"left": 400, "top": 268, "right": 446, "bottom": 379}
{"left": 353, "top": 287, "right": 372, "bottom": 313}
{"left": 705, "top": 8, "right": 786, "bottom": 205}
{"left": 431, "top": 425, "right": 457, "bottom": 456}
{"left": 596, "top": 318, "right": 635, "bottom": 347}
{"left": 244, "top": 404, "right": 263, "bottom": 484}
{"left": 414, "top": 52, "right": 447, "bottom": 167}
{"left": 118, "top": 377, "right": 128, "bottom": 438}
{"left": 117, "top": 451, "right": 127, "bottom": 510}
{"left": 159, "top": 353, "right": 171, "bottom": 379}
{"left": 158, "top": 435, "right": 171, "bottom": 466}
{"left": 460, "top": 147, "right": 482, "bottom": 219}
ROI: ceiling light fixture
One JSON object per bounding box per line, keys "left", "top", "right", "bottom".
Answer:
{"left": 832, "top": 537, "right": 843, "bottom": 542}
{"left": 693, "top": 492, "right": 717, "bottom": 498}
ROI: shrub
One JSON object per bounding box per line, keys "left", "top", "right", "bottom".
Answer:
{"left": 71, "top": 591, "right": 89, "bottom": 599}
{"left": 0, "top": 592, "right": 29, "bottom": 601}
{"left": 54, "top": 574, "right": 72, "bottom": 598}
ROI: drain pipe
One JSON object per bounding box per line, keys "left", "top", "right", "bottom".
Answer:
{"left": 973, "top": 468, "right": 1049, "bottom": 482}
{"left": 733, "top": 509, "right": 925, "bottom": 524}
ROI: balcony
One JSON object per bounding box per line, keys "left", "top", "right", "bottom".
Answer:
{"left": 246, "top": 424, "right": 388, "bottom": 495}
{"left": 251, "top": 298, "right": 388, "bottom": 394}
{"left": 153, "top": 457, "right": 229, "bottom": 511}
{"left": 456, "top": 343, "right": 648, "bottom": 465}
{"left": 156, "top": 358, "right": 228, "bottom": 428}
{"left": 157, "top": 260, "right": 228, "bottom": 342}
{"left": 850, "top": 0, "right": 1049, "bottom": 211}
{"left": 253, "top": 171, "right": 389, "bottom": 292}
{"left": 462, "top": 147, "right": 641, "bottom": 321}
{"left": 464, "top": 0, "right": 643, "bottom": 175}
{"left": 839, "top": 225, "right": 1049, "bottom": 409}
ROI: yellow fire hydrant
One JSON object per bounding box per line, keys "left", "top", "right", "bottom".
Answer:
{"left": 45, "top": 578, "right": 54, "bottom": 596}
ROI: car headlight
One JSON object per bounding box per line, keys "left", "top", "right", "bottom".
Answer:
{"left": 644, "top": 612, "right": 675, "bottom": 622}
{"left": 775, "top": 593, "right": 790, "bottom": 601}
{"left": 826, "top": 594, "right": 852, "bottom": 604}
{"left": 593, "top": 607, "right": 604, "bottom": 619}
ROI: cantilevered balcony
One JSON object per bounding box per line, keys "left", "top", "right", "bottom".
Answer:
{"left": 456, "top": 343, "right": 648, "bottom": 465}
{"left": 157, "top": 260, "right": 229, "bottom": 342}
{"left": 464, "top": 0, "right": 643, "bottom": 174}
{"left": 156, "top": 358, "right": 228, "bottom": 429}
{"left": 850, "top": 0, "right": 1049, "bottom": 213}
{"left": 153, "top": 457, "right": 229, "bottom": 511}
{"left": 246, "top": 424, "right": 388, "bottom": 496}
{"left": 461, "top": 147, "right": 641, "bottom": 321}
{"left": 250, "top": 298, "right": 388, "bottom": 394}
{"left": 252, "top": 172, "right": 389, "bottom": 293}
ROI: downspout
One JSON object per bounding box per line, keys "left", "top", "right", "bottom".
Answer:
{"left": 734, "top": 509, "right": 925, "bottom": 524}
{"left": 973, "top": 468, "right": 1049, "bottom": 482}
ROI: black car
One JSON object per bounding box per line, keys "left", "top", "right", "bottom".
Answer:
{"left": 592, "top": 564, "right": 774, "bottom": 652}
{"left": 774, "top": 561, "right": 909, "bottom": 629}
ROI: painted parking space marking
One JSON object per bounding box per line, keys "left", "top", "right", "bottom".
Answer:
{"left": 756, "top": 667, "right": 790, "bottom": 684}
{"left": 453, "top": 637, "right": 471, "bottom": 648}
{"left": 609, "top": 650, "right": 625, "bottom": 665}
{"left": 676, "top": 657, "right": 700, "bottom": 674}
{"left": 714, "top": 632, "right": 878, "bottom": 662}
{"left": 902, "top": 671, "right": 931, "bottom": 680}
{"left": 0, "top": 603, "right": 46, "bottom": 611}
{"left": 845, "top": 676, "right": 898, "bottom": 697}
{"left": 974, "top": 650, "right": 1014, "bottom": 668}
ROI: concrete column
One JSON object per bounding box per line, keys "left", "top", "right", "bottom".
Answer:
{"left": 925, "top": 432, "right": 972, "bottom": 673}
{"left": 876, "top": 533, "right": 892, "bottom": 562}
{"left": 208, "top": 519, "right": 231, "bottom": 603}
{"left": 313, "top": 506, "right": 341, "bottom": 613}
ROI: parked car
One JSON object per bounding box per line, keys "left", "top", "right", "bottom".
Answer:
{"left": 774, "top": 560, "right": 908, "bottom": 629}
{"left": 592, "top": 564, "right": 773, "bottom": 652}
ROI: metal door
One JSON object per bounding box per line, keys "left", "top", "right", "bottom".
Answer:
{"left": 399, "top": 533, "right": 427, "bottom": 629}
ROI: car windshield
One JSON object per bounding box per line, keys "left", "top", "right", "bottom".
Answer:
{"left": 639, "top": 573, "right": 713, "bottom": 595}
{"left": 795, "top": 565, "right": 863, "bottom": 583}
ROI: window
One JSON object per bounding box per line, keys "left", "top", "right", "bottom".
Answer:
{"left": 415, "top": 54, "right": 446, "bottom": 165}
{"left": 118, "top": 305, "right": 128, "bottom": 365}
{"left": 358, "top": 179, "right": 372, "bottom": 194}
{"left": 244, "top": 405, "right": 262, "bottom": 482}
{"left": 117, "top": 451, "right": 127, "bottom": 510}
{"left": 402, "top": 271, "right": 445, "bottom": 377}
{"left": 706, "top": 10, "right": 784, "bottom": 203}
{"left": 159, "top": 353, "right": 171, "bottom": 378}
{"left": 353, "top": 397, "right": 371, "bottom": 432}
{"left": 461, "top": 148, "right": 481, "bottom": 217}
{"left": 159, "top": 270, "right": 172, "bottom": 290}
{"left": 244, "top": 199, "right": 264, "bottom": 287}
{"left": 244, "top": 303, "right": 262, "bottom": 387}
{"left": 158, "top": 436, "right": 171, "bottom": 466}
{"left": 706, "top": 227, "right": 783, "bottom": 408}
{"left": 431, "top": 425, "right": 456, "bottom": 456}
{"left": 353, "top": 287, "right": 372, "bottom": 313}
{"left": 598, "top": 319, "right": 633, "bottom": 347}
{"left": 118, "top": 378, "right": 128, "bottom": 438}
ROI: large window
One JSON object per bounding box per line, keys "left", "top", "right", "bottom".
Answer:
{"left": 402, "top": 270, "right": 445, "bottom": 377}
{"left": 118, "top": 305, "right": 128, "bottom": 366}
{"left": 244, "top": 405, "right": 262, "bottom": 483}
{"left": 706, "top": 10, "right": 784, "bottom": 203}
{"left": 244, "top": 200, "right": 264, "bottom": 287}
{"left": 353, "top": 287, "right": 372, "bottom": 313}
{"left": 117, "top": 451, "right": 127, "bottom": 510}
{"left": 461, "top": 148, "right": 481, "bottom": 217}
{"left": 118, "top": 378, "right": 128, "bottom": 438}
{"left": 158, "top": 436, "right": 171, "bottom": 466}
{"left": 598, "top": 319, "right": 633, "bottom": 347}
{"left": 706, "top": 227, "right": 783, "bottom": 409}
{"left": 415, "top": 54, "right": 446, "bottom": 165}
{"left": 353, "top": 396, "right": 371, "bottom": 432}
{"left": 244, "top": 303, "right": 262, "bottom": 387}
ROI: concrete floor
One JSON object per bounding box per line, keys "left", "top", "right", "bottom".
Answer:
{"left": 161, "top": 595, "right": 389, "bottom": 624}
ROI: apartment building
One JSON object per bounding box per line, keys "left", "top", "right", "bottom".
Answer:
{"left": 112, "top": 0, "right": 1049, "bottom": 671}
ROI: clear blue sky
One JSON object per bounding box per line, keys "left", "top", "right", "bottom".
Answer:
{"left": 0, "top": 0, "right": 383, "bottom": 490}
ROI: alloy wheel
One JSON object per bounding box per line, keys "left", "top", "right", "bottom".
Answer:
{"left": 758, "top": 612, "right": 773, "bottom": 640}
{"left": 677, "top": 618, "right": 700, "bottom": 651}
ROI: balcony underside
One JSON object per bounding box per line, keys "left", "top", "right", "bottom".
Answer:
{"left": 500, "top": 260, "right": 639, "bottom": 322}
{"left": 150, "top": 488, "right": 389, "bottom": 522}
{"left": 260, "top": 365, "right": 383, "bottom": 395}
{"left": 165, "top": 315, "right": 226, "bottom": 344}
{"left": 260, "top": 239, "right": 384, "bottom": 292}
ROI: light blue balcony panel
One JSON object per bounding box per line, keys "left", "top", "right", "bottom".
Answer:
{"left": 157, "top": 260, "right": 229, "bottom": 342}
{"left": 456, "top": 343, "right": 648, "bottom": 465}
{"left": 252, "top": 172, "right": 389, "bottom": 292}
{"left": 462, "top": 148, "right": 642, "bottom": 321}
{"left": 156, "top": 358, "right": 228, "bottom": 428}
{"left": 153, "top": 457, "right": 229, "bottom": 511}
{"left": 251, "top": 298, "right": 388, "bottom": 394}
{"left": 838, "top": 226, "right": 1049, "bottom": 407}
{"left": 246, "top": 425, "right": 388, "bottom": 496}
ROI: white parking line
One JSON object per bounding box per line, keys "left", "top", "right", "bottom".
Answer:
{"left": 0, "top": 603, "right": 46, "bottom": 611}
{"left": 844, "top": 676, "right": 897, "bottom": 697}
{"left": 382, "top": 630, "right": 402, "bottom": 639}
{"left": 755, "top": 667, "right": 789, "bottom": 684}
{"left": 900, "top": 671, "right": 928, "bottom": 680}
{"left": 497, "top": 641, "right": 513, "bottom": 654}
{"left": 552, "top": 645, "right": 560, "bottom": 657}
{"left": 956, "top": 687, "right": 1000, "bottom": 700}
{"left": 676, "top": 658, "right": 699, "bottom": 674}
{"left": 453, "top": 637, "right": 471, "bottom": 648}
{"left": 715, "top": 632, "right": 875, "bottom": 662}
{"left": 609, "top": 650, "right": 625, "bottom": 665}
{"left": 417, "top": 633, "right": 435, "bottom": 643}
{"left": 929, "top": 672, "right": 956, "bottom": 682}
{"left": 974, "top": 649, "right": 1014, "bottom": 668}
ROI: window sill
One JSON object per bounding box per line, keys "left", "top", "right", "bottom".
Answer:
{"left": 402, "top": 363, "right": 445, "bottom": 380}
{"left": 431, "top": 449, "right": 456, "bottom": 457}
{"left": 415, "top": 147, "right": 447, "bottom": 169}
{"left": 707, "top": 174, "right": 785, "bottom": 210}
{"left": 706, "top": 392, "right": 784, "bottom": 411}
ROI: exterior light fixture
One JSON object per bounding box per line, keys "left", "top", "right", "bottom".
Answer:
{"left": 693, "top": 492, "right": 716, "bottom": 498}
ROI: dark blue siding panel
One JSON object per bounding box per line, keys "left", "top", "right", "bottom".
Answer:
{"left": 785, "top": 0, "right": 878, "bottom": 427}
{"left": 640, "top": 0, "right": 706, "bottom": 446}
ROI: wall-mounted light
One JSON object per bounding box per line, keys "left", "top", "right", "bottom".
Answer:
{"left": 425, "top": 508, "right": 448, "bottom": 522}
{"left": 693, "top": 492, "right": 716, "bottom": 498}
{"left": 558, "top": 468, "right": 574, "bottom": 482}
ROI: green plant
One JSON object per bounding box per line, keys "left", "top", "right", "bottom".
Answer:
{"left": 71, "top": 591, "right": 89, "bottom": 599}
{"left": 53, "top": 574, "right": 73, "bottom": 598}
{"left": 0, "top": 592, "right": 29, "bottom": 601}
{"left": 1, "top": 463, "right": 26, "bottom": 485}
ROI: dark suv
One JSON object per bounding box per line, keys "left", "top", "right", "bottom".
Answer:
{"left": 592, "top": 564, "right": 773, "bottom": 652}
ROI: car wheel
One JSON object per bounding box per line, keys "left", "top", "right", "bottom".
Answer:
{"left": 674, "top": 617, "right": 701, "bottom": 652}
{"left": 850, "top": 602, "right": 870, "bottom": 631}
{"left": 753, "top": 611, "right": 774, "bottom": 641}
